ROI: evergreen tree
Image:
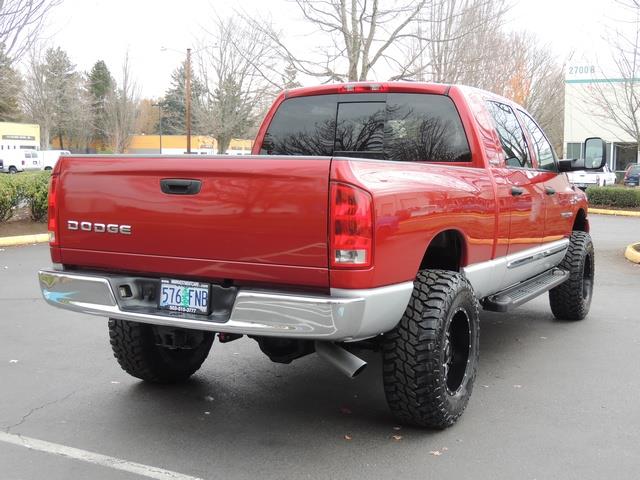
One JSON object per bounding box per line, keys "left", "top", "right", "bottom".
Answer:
{"left": 0, "top": 44, "right": 22, "bottom": 121}
{"left": 87, "top": 60, "right": 115, "bottom": 149}
{"left": 160, "top": 61, "right": 206, "bottom": 135}
{"left": 44, "top": 47, "right": 78, "bottom": 150}
{"left": 67, "top": 74, "right": 94, "bottom": 152}
{"left": 211, "top": 74, "right": 254, "bottom": 154}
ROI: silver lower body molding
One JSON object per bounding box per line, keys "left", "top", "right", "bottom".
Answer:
{"left": 463, "top": 238, "right": 570, "bottom": 299}
{"left": 38, "top": 270, "right": 413, "bottom": 342}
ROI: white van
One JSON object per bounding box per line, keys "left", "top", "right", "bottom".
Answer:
{"left": 0, "top": 149, "right": 42, "bottom": 173}
{"left": 40, "top": 150, "right": 71, "bottom": 170}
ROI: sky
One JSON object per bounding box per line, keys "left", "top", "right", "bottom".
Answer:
{"left": 41, "top": 0, "right": 619, "bottom": 99}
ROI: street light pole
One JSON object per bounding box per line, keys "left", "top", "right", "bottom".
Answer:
{"left": 152, "top": 103, "right": 163, "bottom": 154}
{"left": 162, "top": 45, "right": 210, "bottom": 155}
{"left": 185, "top": 48, "right": 192, "bottom": 154}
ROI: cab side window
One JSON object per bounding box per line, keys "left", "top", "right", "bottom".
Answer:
{"left": 485, "top": 101, "right": 532, "bottom": 169}
{"left": 519, "top": 111, "right": 557, "bottom": 171}
{"left": 384, "top": 93, "right": 471, "bottom": 162}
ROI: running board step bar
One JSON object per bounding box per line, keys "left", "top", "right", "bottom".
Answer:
{"left": 482, "top": 268, "right": 570, "bottom": 312}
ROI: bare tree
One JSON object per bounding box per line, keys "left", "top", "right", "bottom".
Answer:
{"left": 501, "top": 32, "right": 564, "bottom": 153}
{"left": 0, "top": 0, "right": 62, "bottom": 61}
{"left": 250, "top": 0, "right": 437, "bottom": 82}
{"left": 199, "top": 17, "right": 276, "bottom": 153}
{"left": 135, "top": 98, "right": 160, "bottom": 135}
{"left": 585, "top": 0, "right": 640, "bottom": 162}
{"left": 104, "top": 53, "right": 139, "bottom": 153}
{"left": 22, "top": 48, "right": 54, "bottom": 147}
{"left": 403, "top": 0, "right": 508, "bottom": 84}
{"left": 406, "top": 2, "right": 564, "bottom": 153}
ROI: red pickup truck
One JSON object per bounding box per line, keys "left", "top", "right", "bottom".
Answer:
{"left": 38, "top": 82, "right": 605, "bottom": 429}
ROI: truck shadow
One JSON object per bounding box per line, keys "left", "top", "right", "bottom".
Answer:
{"left": 105, "top": 304, "right": 565, "bottom": 447}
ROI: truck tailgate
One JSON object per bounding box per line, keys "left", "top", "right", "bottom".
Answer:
{"left": 56, "top": 156, "right": 331, "bottom": 287}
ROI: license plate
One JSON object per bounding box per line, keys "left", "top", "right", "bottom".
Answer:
{"left": 159, "top": 278, "right": 210, "bottom": 315}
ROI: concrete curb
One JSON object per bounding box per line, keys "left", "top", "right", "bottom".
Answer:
{"left": 625, "top": 243, "right": 640, "bottom": 264}
{"left": 590, "top": 208, "right": 640, "bottom": 217}
{"left": 0, "top": 233, "right": 48, "bottom": 248}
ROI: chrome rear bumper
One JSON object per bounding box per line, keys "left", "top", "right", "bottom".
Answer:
{"left": 38, "top": 269, "right": 413, "bottom": 341}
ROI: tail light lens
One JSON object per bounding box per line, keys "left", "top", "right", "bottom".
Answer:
{"left": 48, "top": 174, "right": 58, "bottom": 246}
{"left": 330, "top": 182, "right": 373, "bottom": 268}
{"left": 340, "top": 83, "right": 388, "bottom": 93}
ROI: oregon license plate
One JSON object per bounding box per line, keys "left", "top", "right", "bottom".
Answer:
{"left": 159, "top": 278, "right": 210, "bottom": 315}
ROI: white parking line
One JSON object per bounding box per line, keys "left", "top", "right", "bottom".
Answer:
{"left": 0, "top": 431, "right": 204, "bottom": 480}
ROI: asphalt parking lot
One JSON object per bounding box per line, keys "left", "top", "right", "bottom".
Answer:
{"left": 1, "top": 214, "right": 639, "bottom": 480}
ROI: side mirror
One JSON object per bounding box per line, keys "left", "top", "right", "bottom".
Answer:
{"left": 584, "top": 137, "right": 607, "bottom": 169}
{"left": 558, "top": 137, "right": 607, "bottom": 172}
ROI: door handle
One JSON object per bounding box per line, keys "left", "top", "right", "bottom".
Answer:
{"left": 545, "top": 186, "right": 556, "bottom": 195}
{"left": 160, "top": 178, "right": 202, "bottom": 195}
{"left": 511, "top": 186, "right": 524, "bottom": 196}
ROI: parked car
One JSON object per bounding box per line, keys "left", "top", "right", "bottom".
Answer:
{"left": 0, "top": 149, "right": 41, "bottom": 173}
{"left": 38, "top": 82, "right": 605, "bottom": 429}
{"left": 623, "top": 163, "right": 640, "bottom": 187}
{"left": 40, "top": 150, "right": 71, "bottom": 171}
{"left": 567, "top": 165, "right": 617, "bottom": 189}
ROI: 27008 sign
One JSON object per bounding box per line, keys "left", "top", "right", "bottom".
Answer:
{"left": 159, "top": 278, "right": 210, "bottom": 315}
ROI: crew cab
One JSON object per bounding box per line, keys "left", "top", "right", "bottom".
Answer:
{"left": 38, "top": 82, "right": 605, "bottom": 429}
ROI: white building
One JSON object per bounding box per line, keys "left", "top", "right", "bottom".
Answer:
{"left": 564, "top": 64, "right": 638, "bottom": 173}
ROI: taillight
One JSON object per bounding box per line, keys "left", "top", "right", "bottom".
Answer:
{"left": 330, "top": 182, "right": 373, "bottom": 268}
{"left": 48, "top": 175, "right": 58, "bottom": 246}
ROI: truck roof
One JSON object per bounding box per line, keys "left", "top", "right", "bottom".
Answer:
{"left": 283, "top": 81, "right": 451, "bottom": 98}
{"left": 281, "top": 81, "right": 521, "bottom": 111}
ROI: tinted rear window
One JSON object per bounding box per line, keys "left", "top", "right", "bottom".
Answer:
{"left": 260, "top": 95, "right": 337, "bottom": 156}
{"left": 334, "top": 102, "right": 385, "bottom": 159}
{"left": 260, "top": 93, "right": 471, "bottom": 162}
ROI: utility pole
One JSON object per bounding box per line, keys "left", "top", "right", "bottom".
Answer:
{"left": 185, "top": 48, "right": 192, "bottom": 154}
{"left": 152, "top": 102, "right": 163, "bottom": 154}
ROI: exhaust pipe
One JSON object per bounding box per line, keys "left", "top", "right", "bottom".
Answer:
{"left": 315, "top": 341, "right": 367, "bottom": 378}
